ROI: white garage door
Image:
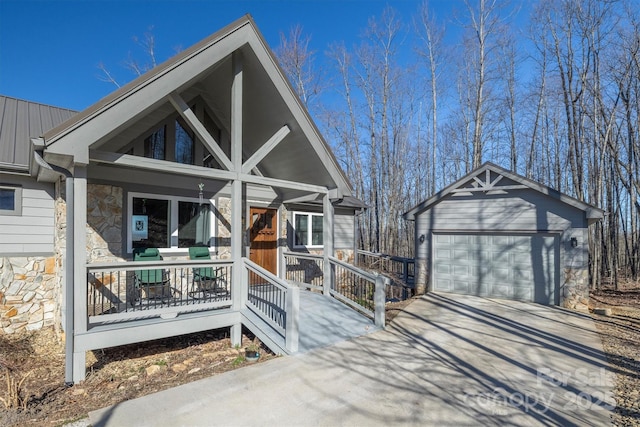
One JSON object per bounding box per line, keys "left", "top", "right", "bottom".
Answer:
{"left": 432, "top": 233, "right": 559, "bottom": 305}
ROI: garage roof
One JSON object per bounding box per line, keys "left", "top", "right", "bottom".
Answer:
{"left": 403, "top": 162, "right": 605, "bottom": 222}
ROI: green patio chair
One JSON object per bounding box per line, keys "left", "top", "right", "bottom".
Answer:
{"left": 189, "top": 246, "right": 228, "bottom": 297}
{"left": 133, "top": 247, "right": 172, "bottom": 301}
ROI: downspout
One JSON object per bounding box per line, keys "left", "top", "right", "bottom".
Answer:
{"left": 33, "top": 152, "right": 75, "bottom": 385}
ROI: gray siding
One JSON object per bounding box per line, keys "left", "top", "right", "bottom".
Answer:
{"left": 285, "top": 205, "right": 356, "bottom": 252}
{"left": 334, "top": 213, "right": 355, "bottom": 250}
{"left": 0, "top": 175, "right": 55, "bottom": 255}
{"left": 415, "top": 189, "right": 587, "bottom": 260}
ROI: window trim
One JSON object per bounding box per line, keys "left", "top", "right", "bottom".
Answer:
{"left": 0, "top": 185, "right": 22, "bottom": 216}
{"left": 127, "top": 191, "right": 215, "bottom": 254}
{"left": 292, "top": 211, "right": 323, "bottom": 249}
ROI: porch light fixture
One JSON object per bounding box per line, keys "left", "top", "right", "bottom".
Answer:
{"left": 198, "top": 183, "right": 204, "bottom": 205}
{"left": 419, "top": 234, "right": 426, "bottom": 244}
{"left": 570, "top": 237, "right": 578, "bottom": 248}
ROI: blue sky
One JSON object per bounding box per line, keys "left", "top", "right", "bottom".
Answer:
{"left": 0, "top": 0, "right": 470, "bottom": 112}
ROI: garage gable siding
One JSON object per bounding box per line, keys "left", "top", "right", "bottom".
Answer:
{"left": 408, "top": 162, "right": 602, "bottom": 308}
{"left": 415, "top": 189, "right": 587, "bottom": 260}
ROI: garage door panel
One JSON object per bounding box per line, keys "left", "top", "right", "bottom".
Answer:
{"left": 435, "top": 278, "right": 452, "bottom": 290}
{"left": 435, "top": 264, "right": 450, "bottom": 274}
{"left": 454, "top": 265, "right": 470, "bottom": 276}
{"left": 436, "top": 249, "right": 452, "bottom": 260}
{"left": 453, "top": 235, "right": 470, "bottom": 244}
{"left": 492, "top": 235, "right": 509, "bottom": 246}
{"left": 512, "top": 236, "right": 531, "bottom": 248}
{"left": 433, "top": 233, "right": 558, "bottom": 305}
{"left": 512, "top": 252, "right": 531, "bottom": 264}
{"left": 453, "top": 280, "right": 471, "bottom": 293}
{"left": 492, "top": 251, "right": 509, "bottom": 262}
{"left": 491, "top": 284, "right": 513, "bottom": 299}
{"left": 453, "top": 249, "right": 470, "bottom": 260}
{"left": 513, "top": 286, "right": 534, "bottom": 301}
{"left": 436, "top": 234, "right": 452, "bottom": 244}
{"left": 492, "top": 267, "right": 509, "bottom": 281}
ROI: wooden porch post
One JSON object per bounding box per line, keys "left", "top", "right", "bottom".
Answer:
{"left": 72, "top": 165, "right": 88, "bottom": 383}
{"left": 230, "top": 51, "right": 243, "bottom": 347}
{"left": 322, "top": 194, "right": 334, "bottom": 296}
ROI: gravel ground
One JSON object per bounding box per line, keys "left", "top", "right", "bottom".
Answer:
{"left": 590, "top": 286, "right": 640, "bottom": 426}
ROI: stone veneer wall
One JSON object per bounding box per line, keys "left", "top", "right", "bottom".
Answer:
{"left": 0, "top": 256, "right": 58, "bottom": 333}
{"left": 216, "top": 197, "right": 231, "bottom": 259}
{"left": 0, "top": 179, "right": 66, "bottom": 335}
{"left": 86, "top": 184, "right": 124, "bottom": 263}
{"left": 0, "top": 182, "right": 127, "bottom": 335}
{"left": 560, "top": 229, "right": 590, "bottom": 311}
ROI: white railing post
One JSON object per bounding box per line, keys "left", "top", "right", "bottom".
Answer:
{"left": 374, "top": 274, "right": 387, "bottom": 328}
{"left": 285, "top": 285, "right": 300, "bottom": 352}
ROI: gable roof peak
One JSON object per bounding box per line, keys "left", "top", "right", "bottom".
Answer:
{"left": 403, "top": 162, "right": 604, "bottom": 221}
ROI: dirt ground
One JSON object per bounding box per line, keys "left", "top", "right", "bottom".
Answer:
{"left": 590, "top": 282, "right": 640, "bottom": 426}
{"left": 0, "top": 327, "right": 276, "bottom": 427}
{"left": 0, "top": 292, "right": 637, "bottom": 427}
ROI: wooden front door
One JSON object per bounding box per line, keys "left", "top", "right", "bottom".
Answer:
{"left": 249, "top": 207, "right": 278, "bottom": 274}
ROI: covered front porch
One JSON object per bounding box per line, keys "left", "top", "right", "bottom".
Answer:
{"left": 30, "top": 17, "right": 383, "bottom": 382}
{"left": 77, "top": 252, "right": 386, "bottom": 383}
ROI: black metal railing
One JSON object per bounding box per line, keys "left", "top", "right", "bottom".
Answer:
{"left": 86, "top": 259, "right": 233, "bottom": 324}
{"left": 283, "top": 252, "right": 324, "bottom": 291}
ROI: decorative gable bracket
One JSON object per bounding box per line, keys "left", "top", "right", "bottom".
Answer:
{"left": 451, "top": 169, "right": 527, "bottom": 195}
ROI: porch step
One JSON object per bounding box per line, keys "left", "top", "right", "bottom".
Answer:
{"left": 241, "top": 308, "right": 289, "bottom": 356}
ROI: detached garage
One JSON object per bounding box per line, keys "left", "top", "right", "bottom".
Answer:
{"left": 404, "top": 163, "right": 604, "bottom": 309}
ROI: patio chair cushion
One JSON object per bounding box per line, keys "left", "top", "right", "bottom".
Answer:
{"left": 188, "top": 246, "right": 211, "bottom": 260}
{"left": 134, "top": 247, "right": 161, "bottom": 261}
{"left": 133, "top": 247, "right": 166, "bottom": 285}
{"left": 189, "top": 246, "right": 217, "bottom": 280}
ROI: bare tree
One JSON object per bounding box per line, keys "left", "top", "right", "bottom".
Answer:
{"left": 415, "top": 0, "right": 447, "bottom": 195}
{"left": 275, "top": 24, "right": 324, "bottom": 108}
{"left": 461, "top": 0, "right": 511, "bottom": 168}
{"left": 97, "top": 27, "right": 160, "bottom": 87}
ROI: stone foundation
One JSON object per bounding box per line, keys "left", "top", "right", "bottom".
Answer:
{"left": 0, "top": 256, "right": 58, "bottom": 333}
{"left": 414, "top": 258, "right": 428, "bottom": 295}
{"left": 561, "top": 267, "right": 590, "bottom": 311}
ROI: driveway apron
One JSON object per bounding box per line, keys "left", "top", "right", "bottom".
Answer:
{"left": 89, "top": 293, "right": 613, "bottom": 426}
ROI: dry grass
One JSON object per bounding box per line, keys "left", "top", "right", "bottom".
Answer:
{"left": 0, "top": 327, "right": 273, "bottom": 427}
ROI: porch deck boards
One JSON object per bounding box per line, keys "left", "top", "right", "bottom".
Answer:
{"left": 296, "top": 290, "right": 378, "bottom": 353}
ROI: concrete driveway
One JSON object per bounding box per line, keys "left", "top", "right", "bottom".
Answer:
{"left": 89, "top": 293, "right": 614, "bottom": 426}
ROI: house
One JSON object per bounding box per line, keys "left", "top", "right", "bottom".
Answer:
{"left": 403, "top": 162, "right": 604, "bottom": 309}
{"left": 0, "top": 15, "right": 377, "bottom": 384}
{"left": 0, "top": 96, "right": 77, "bottom": 332}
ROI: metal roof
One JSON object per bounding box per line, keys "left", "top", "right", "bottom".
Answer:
{"left": 0, "top": 95, "right": 77, "bottom": 172}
